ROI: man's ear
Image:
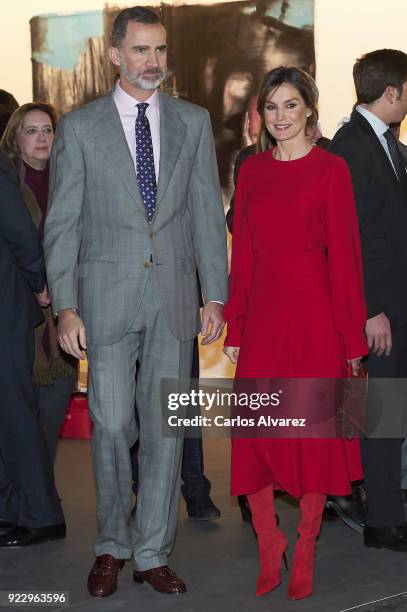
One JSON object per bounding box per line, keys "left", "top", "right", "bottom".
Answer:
{"left": 384, "top": 85, "right": 398, "bottom": 104}
{"left": 109, "top": 46, "right": 121, "bottom": 68}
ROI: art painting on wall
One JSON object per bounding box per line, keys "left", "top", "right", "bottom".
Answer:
{"left": 31, "top": 0, "right": 314, "bottom": 201}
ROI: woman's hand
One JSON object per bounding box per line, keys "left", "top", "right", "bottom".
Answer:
{"left": 223, "top": 346, "right": 240, "bottom": 364}
{"left": 348, "top": 357, "right": 362, "bottom": 376}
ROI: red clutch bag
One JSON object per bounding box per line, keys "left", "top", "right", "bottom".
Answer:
{"left": 344, "top": 361, "right": 367, "bottom": 378}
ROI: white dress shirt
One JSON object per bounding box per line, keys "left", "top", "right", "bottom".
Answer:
{"left": 113, "top": 81, "right": 160, "bottom": 180}
{"left": 356, "top": 105, "right": 397, "bottom": 176}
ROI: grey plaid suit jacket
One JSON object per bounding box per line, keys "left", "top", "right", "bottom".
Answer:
{"left": 45, "top": 91, "right": 228, "bottom": 345}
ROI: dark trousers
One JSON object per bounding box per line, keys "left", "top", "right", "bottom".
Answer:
{"left": 362, "top": 327, "right": 407, "bottom": 527}
{"left": 131, "top": 336, "right": 211, "bottom": 498}
{"left": 0, "top": 329, "right": 64, "bottom": 527}
{"left": 37, "top": 374, "right": 76, "bottom": 465}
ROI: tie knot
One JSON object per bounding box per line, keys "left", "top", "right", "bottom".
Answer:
{"left": 137, "top": 103, "right": 149, "bottom": 116}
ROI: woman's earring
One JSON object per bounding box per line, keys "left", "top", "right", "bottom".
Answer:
{"left": 306, "top": 109, "right": 312, "bottom": 117}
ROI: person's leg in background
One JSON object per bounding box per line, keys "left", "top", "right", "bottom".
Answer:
{"left": 362, "top": 337, "right": 407, "bottom": 551}
{"left": 35, "top": 312, "right": 77, "bottom": 465}
{"left": 180, "top": 337, "right": 220, "bottom": 520}
{"left": 401, "top": 439, "right": 407, "bottom": 518}
{"left": 0, "top": 329, "right": 65, "bottom": 546}
{"left": 0, "top": 453, "right": 19, "bottom": 529}
{"left": 38, "top": 372, "right": 77, "bottom": 465}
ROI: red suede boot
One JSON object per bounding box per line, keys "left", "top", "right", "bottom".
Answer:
{"left": 248, "top": 485, "right": 288, "bottom": 597}
{"left": 287, "top": 492, "right": 326, "bottom": 600}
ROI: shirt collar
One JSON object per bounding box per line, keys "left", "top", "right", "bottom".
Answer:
{"left": 113, "top": 80, "right": 160, "bottom": 114}
{"left": 356, "top": 105, "right": 388, "bottom": 138}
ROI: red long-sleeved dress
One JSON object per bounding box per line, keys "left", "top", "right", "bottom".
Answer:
{"left": 224, "top": 146, "right": 368, "bottom": 497}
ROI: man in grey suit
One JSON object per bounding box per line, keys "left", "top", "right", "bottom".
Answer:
{"left": 45, "top": 6, "right": 228, "bottom": 598}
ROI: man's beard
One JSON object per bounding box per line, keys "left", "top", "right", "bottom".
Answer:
{"left": 120, "top": 55, "right": 166, "bottom": 90}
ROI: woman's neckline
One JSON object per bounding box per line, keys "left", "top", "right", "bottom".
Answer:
{"left": 269, "top": 145, "right": 317, "bottom": 163}
{"left": 23, "top": 159, "right": 49, "bottom": 174}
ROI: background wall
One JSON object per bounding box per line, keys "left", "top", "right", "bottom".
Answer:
{"left": 315, "top": 0, "right": 407, "bottom": 138}
{"left": 2, "top": 0, "right": 407, "bottom": 138}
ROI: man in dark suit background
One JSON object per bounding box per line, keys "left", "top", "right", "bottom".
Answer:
{"left": 0, "top": 151, "right": 65, "bottom": 546}
{"left": 331, "top": 49, "right": 407, "bottom": 551}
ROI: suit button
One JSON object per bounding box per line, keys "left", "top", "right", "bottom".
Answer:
{"left": 149, "top": 231, "right": 155, "bottom": 239}
{"left": 143, "top": 261, "right": 150, "bottom": 269}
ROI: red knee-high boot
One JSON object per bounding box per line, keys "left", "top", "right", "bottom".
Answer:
{"left": 287, "top": 492, "right": 326, "bottom": 600}
{"left": 248, "top": 485, "right": 288, "bottom": 597}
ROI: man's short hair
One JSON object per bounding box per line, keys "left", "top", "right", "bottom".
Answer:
{"left": 111, "top": 6, "right": 161, "bottom": 48}
{"left": 353, "top": 49, "right": 407, "bottom": 104}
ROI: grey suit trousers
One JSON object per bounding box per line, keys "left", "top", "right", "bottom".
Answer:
{"left": 87, "top": 266, "right": 193, "bottom": 569}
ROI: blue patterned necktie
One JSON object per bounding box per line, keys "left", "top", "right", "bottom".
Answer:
{"left": 135, "top": 102, "right": 157, "bottom": 223}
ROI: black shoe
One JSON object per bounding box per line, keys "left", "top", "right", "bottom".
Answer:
{"left": 0, "top": 523, "right": 66, "bottom": 547}
{"left": 364, "top": 525, "right": 407, "bottom": 551}
{"left": 185, "top": 495, "right": 221, "bottom": 521}
{"left": 0, "top": 519, "right": 16, "bottom": 530}
{"left": 326, "top": 493, "right": 366, "bottom": 534}
{"left": 323, "top": 506, "right": 341, "bottom": 522}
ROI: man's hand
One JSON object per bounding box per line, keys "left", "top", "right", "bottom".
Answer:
{"left": 57, "top": 308, "right": 87, "bottom": 360}
{"left": 200, "top": 302, "right": 225, "bottom": 345}
{"left": 365, "top": 312, "right": 392, "bottom": 356}
{"left": 223, "top": 346, "right": 240, "bottom": 364}
{"left": 35, "top": 285, "right": 50, "bottom": 307}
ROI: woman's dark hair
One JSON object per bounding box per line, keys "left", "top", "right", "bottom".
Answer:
{"left": 256, "top": 66, "right": 318, "bottom": 151}
{"left": 0, "top": 102, "right": 57, "bottom": 164}
{"left": 0, "top": 90, "right": 18, "bottom": 139}
{"left": 353, "top": 49, "right": 407, "bottom": 104}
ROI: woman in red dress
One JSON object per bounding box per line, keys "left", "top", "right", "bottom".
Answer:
{"left": 224, "top": 67, "right": 368, "bottom": 601}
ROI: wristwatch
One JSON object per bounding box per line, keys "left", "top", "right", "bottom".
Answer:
{"left": 53, "top": 307, "right": 77, "bottom": 320}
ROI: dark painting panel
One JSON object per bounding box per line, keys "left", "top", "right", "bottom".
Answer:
{"left": 31, "top": 1, "right": 314, "bottom": 199}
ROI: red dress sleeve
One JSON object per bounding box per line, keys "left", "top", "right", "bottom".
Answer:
{"left": 326, "top": 157, "right": 368, "bottom": 360}
{"left": 224, "top": 163, "right": 254, "bottom": 346}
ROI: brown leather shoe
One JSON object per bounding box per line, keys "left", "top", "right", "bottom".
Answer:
{"left": 133, "top": 565, "right": 187, "bottom": 594}
{"left": 87, "top": 554, "right": 125, "bottom": 597}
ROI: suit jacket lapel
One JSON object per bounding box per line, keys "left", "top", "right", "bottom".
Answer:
{"left": 92, "top": 92, "right": 188, "bottom": 222}
{"left": 155, "top": 93, "right": 187, "bottom": 211}
{"left": 92, "top": 94, "right": 145, "bottom": 214}
{"left": 351, "top": 110, "right": 403, "bottom": 197}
